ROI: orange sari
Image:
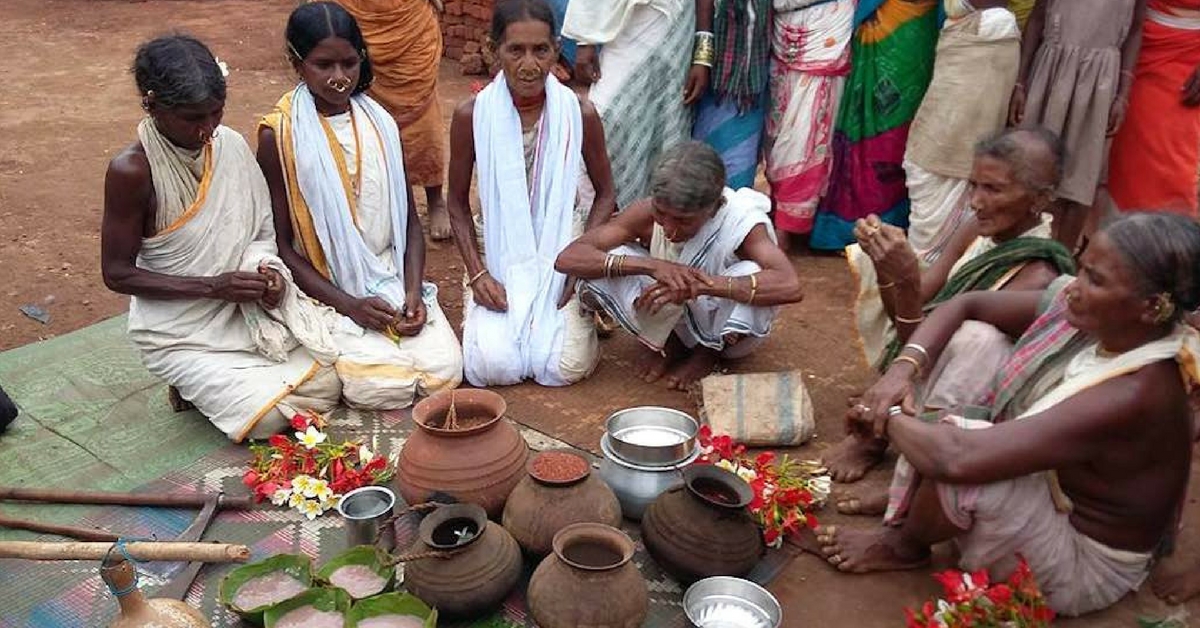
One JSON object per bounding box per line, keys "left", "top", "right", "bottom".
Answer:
{"left": 1109, "top": 0, "right": 1200, "bottom": 216}
{"left": 337, "top": 0, "right": 446, "bottom": 187}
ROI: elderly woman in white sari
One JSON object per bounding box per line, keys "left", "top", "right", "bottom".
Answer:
{"left": 447, "top": 0, "right": 617, "bottom": 387}
{"left": 557, "top": 141, "right": 803, "bottom": 389}
{"left": 258, "top": 2, "right": 463, "bottom": 410}
{"left": 103, "top": 36, "right": 344, "bottom": 442}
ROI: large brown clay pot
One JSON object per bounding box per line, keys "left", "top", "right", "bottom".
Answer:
{"left": 502, "top": 450, "right": 622, "bottom": 556}
{"left": 397, "top": 389, "right": 528, "bottom": 518}
{"left": 527, "top": 523, "right": 648, "bottom": 628}
{"left": 402, "top": 503, "right": 523, "bottom": 619}
{"left": 641, "top": 465, "right": 764, "bottom": 584}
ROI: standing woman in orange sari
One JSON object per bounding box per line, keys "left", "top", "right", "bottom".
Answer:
{"left": 1108, "top": 0, "right": 1200, "bottom": 218}
{"left": 336, "top": 0, "right": 454, "bottom": 240}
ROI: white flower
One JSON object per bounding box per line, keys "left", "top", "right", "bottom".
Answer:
{"left": 296, "top": 426, "right": 327, "bottom": 450}
{"left": 766, "top": 534, "right": 784, "bottom": 549}
{"left": 321, "top": 493, "right": 340, "bottom": 510}
{"left": 736, "top": 466, "right": 758, "bottom": 483}
{"left": 270, "top": 488, "right": 291, "bottom": 506}
{"left": 809, "top": 475, "right": 832, "bottom": 501}
{"left": 214, "top": 57, "right": 230, "bottom": 78}
{"left": 359, "top": 444, "right": 374, "bottom": 463}
{"left": 715, "top": 459, "right": 736, "bottom": 473}
{"left": 304, "top": 478, "right": 331, "bottom": 500}
{"left": 291, "top": 475, "right": 314, "bottom": 495}
{"left": 297, "top": 498, "right": 324, "bottom": 520}
{"left": 288, "top": 491, "right": 307, "bottom": 509}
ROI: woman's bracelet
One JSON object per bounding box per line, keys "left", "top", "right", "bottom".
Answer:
{"left": 891, "top": 355, "right": 923, "bottom": 379}
{"left": 902, "top": 342, "right": 930, "bottom": 366}
{"left": 748, "top": 273, "right": 759, "bottom": 305}
{"left": 878, "top": 280, "right": 897, "bottom": 290}
{"left": 894, "top": 313, "right": 924, "bottom": 325}
{"left": 467, "top": 268, "right": 488, "bottom": 286}
{"left": 693, "top": 31, "right": 715, "bottom": 67}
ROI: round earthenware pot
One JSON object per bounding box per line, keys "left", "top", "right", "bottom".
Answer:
{"left": 402, "top": 503, "right": 523, "bottom": 619}
{"left": 502, "top": 450, "right": 622, "bottom": 556}
{"left": 397, "top": 389, "right": 528, "bottom": 518}
{"left": 641, "top": 465, "right": 764, "bottom": 584}
{"left": 527, "top": 523, "right": 648, "bottom": 628}
{"left": 104, "top": 555, "right": 211, "bottom": 628}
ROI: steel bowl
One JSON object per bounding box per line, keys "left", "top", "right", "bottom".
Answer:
{"left": 605, "top": 406, "right": 699, "bottom": 467}
{"left": 598, "top": 434, "right": 697, "bottom": 520}
{"left": 684, "top": 576, "right": 782, "bottom": 628}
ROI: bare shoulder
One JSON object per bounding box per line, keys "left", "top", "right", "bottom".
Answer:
{"left": 1099, "top": 360, "right": 1188, "bottom": 431}
{"left": 452, "top": 97, "right": 477, "bottom": 126}
{"left": 106, "top": 141, "right": 150, "bottom": 183}
{"left": 1006, "top": 259, "right": 1063, "bottom": 292}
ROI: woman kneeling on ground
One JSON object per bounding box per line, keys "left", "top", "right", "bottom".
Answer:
{"left": 812, "top": 213, "right": 1200, "bottom": 618}
{"left": 821, "top": 127, "right": 1076, "bottom": 498}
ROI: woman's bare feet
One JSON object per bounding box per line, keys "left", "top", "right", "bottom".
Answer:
{"left": 821, "top": 434, "right": 888, "bottom": 483}
{"left": 1152, "top": 562, "right": 1200, "bottom": 605}
{"left": 664, "top": 346, "right": 720, "bottom": 390}
{"left": 425, "top": 187, "right": 452, "bottom": 241}
{"left": 814, "top": 525, "right": 929, "bottom": 573}
{"left": 835, "top": 487, "right": 889, "bottom": 517}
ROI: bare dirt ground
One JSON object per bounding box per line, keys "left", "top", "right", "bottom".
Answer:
{"left": 2, "top": 0, "right": 1200, "bottom": 626}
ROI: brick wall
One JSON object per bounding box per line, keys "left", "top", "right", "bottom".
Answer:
{"left": 441, "top": 0, "right": 494, "bottom": 75}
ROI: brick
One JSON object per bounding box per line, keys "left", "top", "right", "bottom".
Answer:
{"left": 445, "top": 1, "right": 462, "bottom": 15}
{"left": 463, "top": 41, "right": 481, "bottom": 54}
{"left": 460, "top": 53, "right": 485, "bottom": 75}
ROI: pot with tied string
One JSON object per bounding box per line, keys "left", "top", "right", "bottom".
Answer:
{"left": 502, "top": 449, "right": 622, "bottom": 556}
{"left": 396, "top": 389, "right": 528, "bottom": 518}
{"left": 402, "top": 503, "right": 523, "bottom": 619}
{"left": 103, "top": 554, "right": 210, "bottom": 628}
{"left": 641, "top": 465, "right": 764, "bottom": 584}
{"left": 527, "top": 523, "right": 648, "bottom": 628}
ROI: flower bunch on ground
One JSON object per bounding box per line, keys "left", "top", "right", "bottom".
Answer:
{"left": 694, "top": 426, "right": 831, "bottom": 548}
{"left": 242, "top": 410, "right": 394, "bottom": 519}
{"left": 905, "top": 555, "right": 1055, "bottom": 627}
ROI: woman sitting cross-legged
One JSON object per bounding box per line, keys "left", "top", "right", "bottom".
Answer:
{"left": 812, "top": 213, "right": 1200, "bottom": 618}
{"left": 821, "top": 127, "right": 1076, "bottom": 492}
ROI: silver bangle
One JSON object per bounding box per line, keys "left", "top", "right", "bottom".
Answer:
{"left": 902, "top": 343, "right": 929, "bottom": 364}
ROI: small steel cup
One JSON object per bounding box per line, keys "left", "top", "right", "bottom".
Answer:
{"left": 336, "top": 485, "right": 396, "bottom": 551}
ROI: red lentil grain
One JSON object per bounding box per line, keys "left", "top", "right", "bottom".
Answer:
{"left": 532, "top": 451, "right": 588, "bottom": 481}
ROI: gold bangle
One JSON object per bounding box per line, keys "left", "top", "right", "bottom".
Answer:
{"left": 727, "top": 276, "right": 735, "bottom": 300}
{"left": 616, "top": 254, "right": 627, "bottom": 277}
{"left": 692, "top": 31, "right": 715, "bottom": 67}
{"left": 467, "top": 269, "right": 488, "bottom": 286}
{"left": 902, "top": 343, "right": 929, "bottom": 365}
{"left": 891, "top": 355, "right": 923, "bottom": 379}
{"left": 878, "top": 280, "right": 897, "bottom": 290}
{"left": 894, "top": 313, "right": 924, "bottom": 325}
{"left": 603, "top": 254, "right": 615, "bottom": 278}
{"left": 748, "top": 273, "right": 759, "bottom": 305}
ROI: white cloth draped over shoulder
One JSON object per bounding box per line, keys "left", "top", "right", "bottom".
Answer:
{"left": 561, "top": 0, "right": 686, "bottom": 45}
{"left": 580, "top": 188, "right": 779, "bottom": 356}
{"left": 463, "top": 73, "right": 595, "bottom": 386}
{"left": 277, "top": 86, "right": 463, "bottom": 407}
{"left": 289, "top": 85, "right": 411, "bottom": 309}
{"left": 128, "top": 120, "right": 342, "bottom": 442}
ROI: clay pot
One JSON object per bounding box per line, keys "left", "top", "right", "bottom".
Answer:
{"left": 502, "top": 450, "right": 622, "bottom": 556}
{"left": 397, "top": 389, "right": 528, "bottom": 518}
{"left": 102, "top": 556, "right": 210, "bottom": 628}
{"left": 402, "top": 503, "right": 523, "bottom": 619}
{"left": 527, "top": 523, "right": 648, "bottom": 628}
{"left": 641, "top": 465, "right": 764, "bottom": 584}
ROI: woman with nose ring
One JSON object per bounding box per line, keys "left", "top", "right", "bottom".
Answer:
{"left": 102, "top": 35, "right": 346, "bottom": 442}
{"left": 556, "top": 141, "right": 803, "bottom": 391}
{"left": 447, "top": 0, "right": 617, "bottom": 387}
{"left": 258, "top": 2, "right": 464, "bottom": 411}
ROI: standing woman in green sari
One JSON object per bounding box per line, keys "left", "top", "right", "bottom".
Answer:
{"left": 807, "top": 0, "right": 940, "bottom": 251}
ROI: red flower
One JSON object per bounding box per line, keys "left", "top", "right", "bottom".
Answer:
{"left": 290, "top": 414, "right": 309, "bottom": 431}
{"left": 804, "top": 513, "right": 819, "bottom": 529}
{"left": 985, "top": 583, "right": 1012, "bottom": 605}
{"left": 469, "top": 80, "right": 486, "bottom": 94}
{"left": 698, "top": 424, "right": 713, "bottom": 445}
{"left": 268, "top": 434, "right": 291, "bottom": 449}
{"left": 242, "top": 469, "right": 259, "bottom": 489}
{"left": 755, "top": 451, "right": 776, "bottom": 468}
{"left": 762, "top": 527, "right": 781, "bottom": 546}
